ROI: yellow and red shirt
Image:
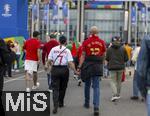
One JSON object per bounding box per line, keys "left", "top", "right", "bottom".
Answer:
{"left": 82, "top": 34, "right": 106, "bottom": 56}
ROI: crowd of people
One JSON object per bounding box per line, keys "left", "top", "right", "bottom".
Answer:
{"left": 0, "top": 26, "right": 150, "bottom": 116}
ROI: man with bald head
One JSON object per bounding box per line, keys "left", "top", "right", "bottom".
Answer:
{"left": 78, "top": 26, "right": 106, "bottom": 116}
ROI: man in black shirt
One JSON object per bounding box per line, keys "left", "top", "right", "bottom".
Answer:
{"left": 0, "top": 39, "right": 8, "bottom": 115}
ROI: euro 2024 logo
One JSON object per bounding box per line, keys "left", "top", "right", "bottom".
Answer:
{"left": 2, "top": 4, "right": 12, "bottom": 17}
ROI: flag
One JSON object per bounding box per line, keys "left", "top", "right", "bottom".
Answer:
{"left": 73, "top": 36, "right": 79, "bottom": 48}
{"left": 121, "top": 71, "right": 126, "bottom": 82}
{"left": 52, "top": 4, "right": 58, "bottom": 24}
{"left": 58, "top": 0, "right": 63, "bottom": 8}
{"left": 62, "top": 2, "right": 68, "bottom": 17}
{"left": 141, "top": 7, "right": 146, "bottom": 22}
{"left": 32, "top": 4, "right": 38, "bottom": 21}
{"left": 71, "top": 42, "right": 77, "bottom": 57}
{"left": 131, "top": 6, "right": 136, "bottom": 25}
{"left": 49, "top": 0, "right": 55, "bottom": 8}
{"left": 43, "top": 4, "right": 49, "bottom": 24}
{"left": 44, "top": 0, "right": 50, "bottom": 4}
{"left": 62, "top": 2, "right": 69, "bottom": 24}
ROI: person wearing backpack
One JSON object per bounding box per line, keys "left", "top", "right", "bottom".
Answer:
{"left": 78, "top": 26, "right": 106, "bottom": 116}
{"left": 105, "top": 36, "right": 128, "bottom": 102}
{"left": 48, "top": 36, "right": 78, "bottom": 114}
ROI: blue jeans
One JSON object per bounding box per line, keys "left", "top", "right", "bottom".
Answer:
{"left": 16, "top": 55, "right": 20, "bottom": 69}
{"left": 84, "top": 76, "right": 100, "bottom": 108}
{"left": 126, "top": 60, "right": 131, "bottom": 67}
{"left": 147, "top": 92, "right": 150, "bottom": 116}
{"left": 133, "top": 70, "right": 139, "bottom": 97}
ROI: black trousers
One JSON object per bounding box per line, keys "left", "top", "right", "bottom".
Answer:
{"left": 51, "top": 66, "right": 69, "bottom": 108}
{"left": 0, "top": 66, "right": 5, "bottom": 115}
{"left": 4, "top": 63, "right": 12, "bottom": 77}
{"left": 0, "top": 66, "right": 5, "bottom": 93}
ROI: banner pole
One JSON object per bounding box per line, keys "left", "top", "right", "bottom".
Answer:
{"left": 46, "top": 3, "right": 50, "bottom": 35}
{"left": 128, "top": 1, "right": 132, "bottom": 44}
{"left": 67, "top": 2, "right": 70, "bottom": 44}
{"left": 57, "top": 4, "right": 60, "bottom": 41}
{"left": 31, "top": 0, "right": 35, "bottom": 37}
{"left": 76, "top": 0, "right": 80, "bottom": 42}
{"left": 36, "top": 0, "right": 40, "bottom": 31}
{"left": 135, "top": 3, "right": 138, "bottom": 47}
{"left": 145, "top": 5, "right": 148, "bottom": 35}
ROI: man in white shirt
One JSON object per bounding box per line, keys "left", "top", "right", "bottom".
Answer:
{"left": 48, "top": 36, "right": 78, "bottom": 114}
{"left": 131, "top": 43, "right": 142, "bottom": 100}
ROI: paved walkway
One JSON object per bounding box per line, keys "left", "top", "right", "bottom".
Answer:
{"left": 3, "top": 68, "right": 147, "bottom": 116}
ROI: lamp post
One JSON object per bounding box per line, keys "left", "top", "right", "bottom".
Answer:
{"left": 31, "top": 0, "right": 35, "bottom": 37}
{"left": 128, "top": 1, "right": 132, "bottom": 44}
{"left": 80, "top": 0, "right": 84, "bottom": 43}
{"left": 76, "top": 0, "right": 80, "bottom": 42}
{"left": 134, "top": 3, "right": 138, "bottom": 47}
{"left": 35, "top": 0, "right": 40, "bottom": 31}
{"left": 124, "top": 1, "right": 129, "bottom": 43}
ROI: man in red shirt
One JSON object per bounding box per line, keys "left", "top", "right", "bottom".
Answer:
{"left": 78, "top": 26, "right": 106, "bottom": 116}
{"left": 23, "top": 31, "right": 41, "bottom": 92}
{"left": 42, "top": 34, "right": 59, "bottom": 92}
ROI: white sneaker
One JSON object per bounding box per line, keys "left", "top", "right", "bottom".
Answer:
{"left": 111, "top": 96, "right": 118, "bottom": 102}
{"left": 116, "top": 95, "right": 121, "bottom": 99}
{"left": 48, "top": 89, "right": 53, "bottom": 93}
{"left": 73, "top": 75, "right": 78, "bottom": 80}
{"left": 26, "top": 88, "right": 31, "bottom": 92}
{"left": 36, "top": 82, "right": 40, "bottom": 87}
{"left": 32, "top": 82, "right": 40, "bottom": 90}
{"left": 15, "top": 70, "right": 20, "bottom": 72}
{"left": 32, "top": 86, "right": 37, "bottom": 90}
